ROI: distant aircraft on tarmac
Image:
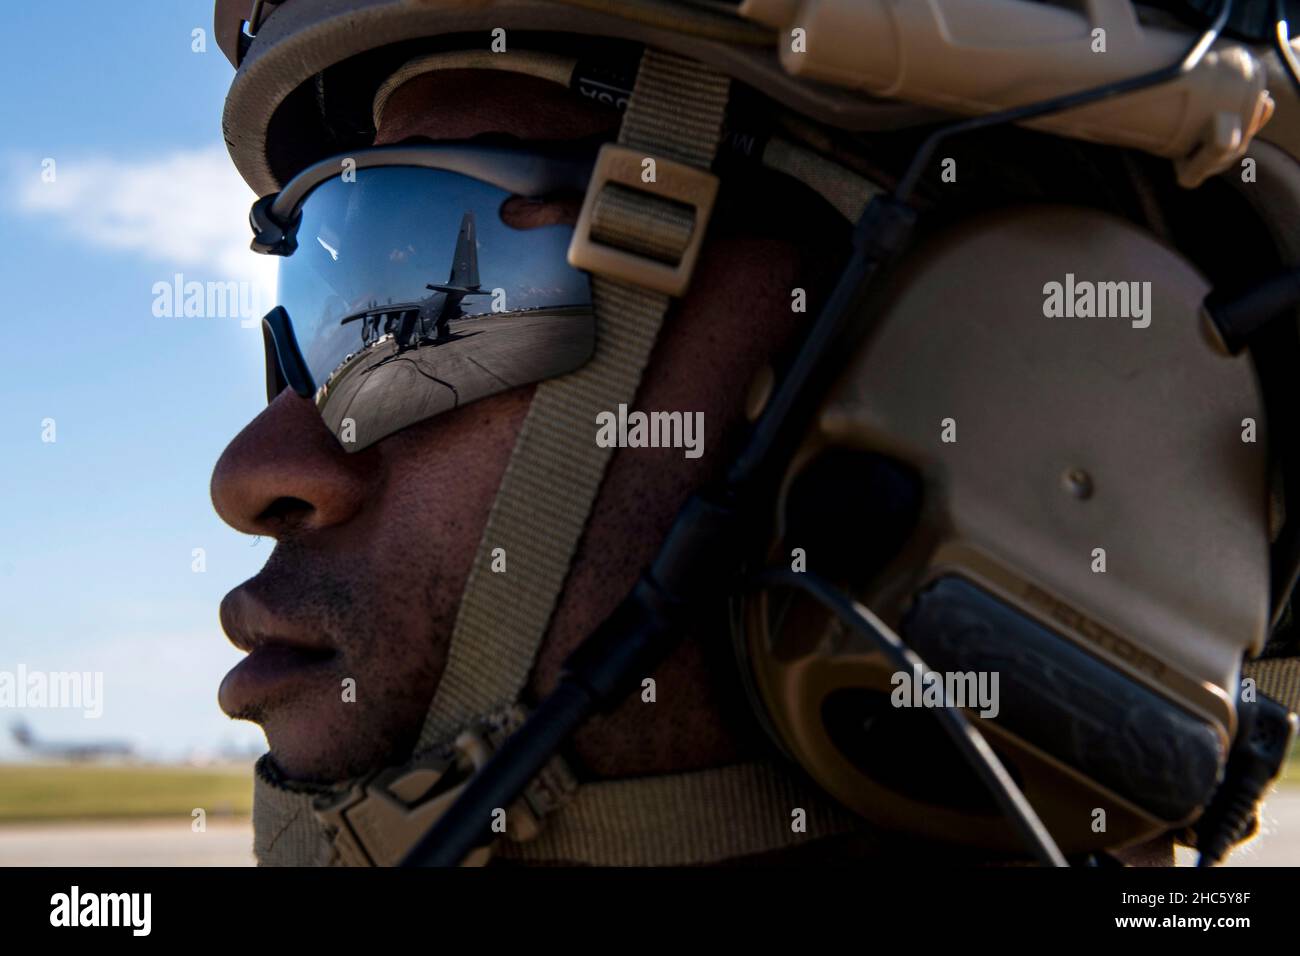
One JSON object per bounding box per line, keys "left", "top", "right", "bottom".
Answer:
{"left": 9, "top": 720, "right": 134, "bottom": 762}
{"left": 342, "top": 210, "right": 493, "bottom": 352}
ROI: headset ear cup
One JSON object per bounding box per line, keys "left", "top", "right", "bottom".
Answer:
{"left": 739, "top": 435, "right": 1219, "bottom": 856}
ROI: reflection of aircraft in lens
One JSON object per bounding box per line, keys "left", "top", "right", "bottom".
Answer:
{"left": 314, "top": 209, "right": 593, "bottom": 447}
{"left": 340, "top": 211, "right": 493, "bottom": 353}
{"left": 9, "top": 720, "right": 134, "bottom": 763}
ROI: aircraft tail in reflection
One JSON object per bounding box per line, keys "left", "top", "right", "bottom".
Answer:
{"left": 342, "top": 211, "right": 493, "bottom": 350}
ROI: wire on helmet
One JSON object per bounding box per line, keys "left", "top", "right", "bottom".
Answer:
{"left": 894, "top": 0, "right": 1235, "bottom": 203}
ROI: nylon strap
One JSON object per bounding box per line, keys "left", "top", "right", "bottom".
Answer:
{"left": 251, "top": 758, "right": 864, "bottom": 867}
{"left": 416, "top": 49, "right": 731, "bottom": 749}
{"left": 494, "top": 761, "right": 865, "bottom": 866}
{"left": 252, "top": 757, "right": 340, "bottom": 866}
{"left": 1243, "top": 656, "right": 1300, "bottom": 713}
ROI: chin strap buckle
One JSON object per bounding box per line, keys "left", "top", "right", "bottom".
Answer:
{"left": 313, "top": 709, "right": 577, "bottom": 867}
{"left": 568, "top": 143, "right": 719, "bottom": 298}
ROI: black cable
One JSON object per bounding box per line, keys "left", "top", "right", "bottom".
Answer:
{"left": 751, "top": 568, "right": 1069, "bottom": 868}
{"left": 1193, "top": 694, "right": 1295, "bottom": 865}
{"left": 894, "top": 0, "right": 1234, "bottom": 203}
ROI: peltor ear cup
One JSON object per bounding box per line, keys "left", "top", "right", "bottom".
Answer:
{"left": 739, "top": 204, "right": 1269, "bottom": 855}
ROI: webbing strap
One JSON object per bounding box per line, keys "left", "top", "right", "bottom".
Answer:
{"left": 252, "top": 757, "right": 339, "bottom": 867}
{"left": 616, "top": 49, "right": 731, "bottom": 167}
{"left": 1243, "top": 656, "right": 1300, "bottom": 713}
{"left": 251, "top": 757, "right": 865, "bottom": 867}
{"left": 493, "top": 761, "right": 865, "bottom": 867}
{"left": 416, "top": 50, "right": 731, "bottom": 749}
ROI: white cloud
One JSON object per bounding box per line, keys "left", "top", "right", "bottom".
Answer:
{"left": 12, "top": 146, "right": 275, "bottom": 303}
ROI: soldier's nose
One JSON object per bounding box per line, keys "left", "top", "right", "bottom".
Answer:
{"left": 210, "top": 389, "right": 373, "bottom": 538}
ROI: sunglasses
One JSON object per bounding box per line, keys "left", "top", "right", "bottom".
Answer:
{"left": 251, "top": 143, "right": 599, "bottom": 452}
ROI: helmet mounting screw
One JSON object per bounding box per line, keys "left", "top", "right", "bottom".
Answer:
{"left": 1062, "top": 467, "right": 1094, "bottom": 500}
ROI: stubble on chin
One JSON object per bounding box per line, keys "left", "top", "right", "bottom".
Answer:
{"left": 230, "top": 541, "right": 453, "bottom": 782}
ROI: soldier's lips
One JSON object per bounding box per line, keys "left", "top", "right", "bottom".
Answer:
{"left": 219, "top": 642, "right": 338, "bottom": 717}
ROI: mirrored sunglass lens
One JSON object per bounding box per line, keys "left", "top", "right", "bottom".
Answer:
{"left": 275, "top": 166, "right": 593, "bottom": 451}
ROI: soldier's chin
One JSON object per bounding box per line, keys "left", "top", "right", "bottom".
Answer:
{"left": 258, "top": 704, "right": 418, "bottom": 785}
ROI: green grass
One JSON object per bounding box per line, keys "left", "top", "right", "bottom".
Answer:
{"left": 0, "top": 738, "right": 1293, "bottom": 827}
{"left": 0, "top": 764, "right": 253, "bottom": 823}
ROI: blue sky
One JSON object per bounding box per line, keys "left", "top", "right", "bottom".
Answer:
{"left": 0, "top": 1, "right": 273, "bottom": 759}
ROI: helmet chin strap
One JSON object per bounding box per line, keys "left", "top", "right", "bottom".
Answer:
{"left": 250, "top": 47, "right": 873, "bottom": 867}
{"left": 414, "top": 46, "right": 729, "bottom": 749}
{"left": 251, "top": 743, "right": 869, "bottom": 867}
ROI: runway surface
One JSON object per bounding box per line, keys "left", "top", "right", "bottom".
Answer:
{"left": 0, "top": 819, "right": 254, "bottom": 866}
{"left": 318, "top": 307, "right": 591, "bottom": 448}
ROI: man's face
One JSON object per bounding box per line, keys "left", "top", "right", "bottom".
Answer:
{"left": 212, "top": 69, "right": 807, "bottom": 784}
